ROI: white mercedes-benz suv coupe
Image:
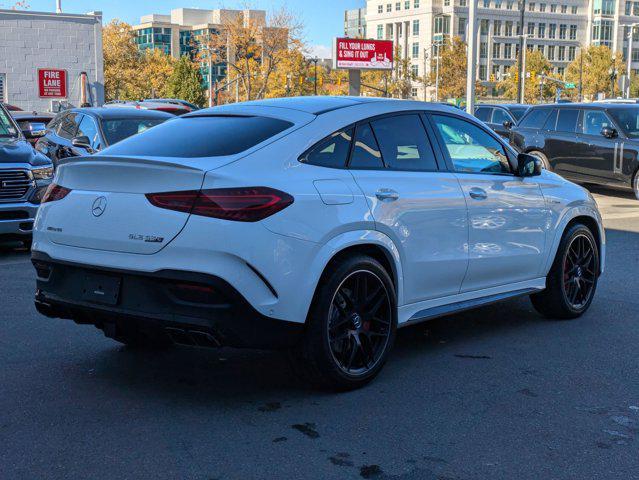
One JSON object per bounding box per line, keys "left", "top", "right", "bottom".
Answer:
{"left": 32, "top": 97, "right": 605, "bottom": 390}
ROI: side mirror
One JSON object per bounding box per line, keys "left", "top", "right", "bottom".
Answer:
{"left": 601, "top": 126, "right": 617, "bottom": 139}
{"left": 517, "top": 153, "right": 543, "bottom": 177}
{"left": 503, "top": 120, "right": 514, "bottom": 129}
{"left": 71, "top": 135, "right": 92, "bottom": 150}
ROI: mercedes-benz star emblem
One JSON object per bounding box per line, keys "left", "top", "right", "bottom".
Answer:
{"left": 92, "top": 196, "right": 107, "bottom": 217}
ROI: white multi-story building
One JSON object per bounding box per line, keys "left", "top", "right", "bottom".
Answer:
{"left": 363, "top": 0, "right": 639, "bottom": 100}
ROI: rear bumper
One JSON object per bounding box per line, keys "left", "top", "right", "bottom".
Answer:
{"left": 32, "top": 251, "right": 303, "bottom": 349}
{"left": 0, "top": 201, "right": 38, "bottom": 237}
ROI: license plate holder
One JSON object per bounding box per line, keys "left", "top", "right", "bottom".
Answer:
{"left": 81, "top": 272, "right": 121, "bottom": 306}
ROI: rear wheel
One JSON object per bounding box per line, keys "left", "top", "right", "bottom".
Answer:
{"left": 531, "top": 223, "right": 599, "bottom": 319}
{"left": 633, "top": 170, "right": 639, "bottom": 200}
{"left": 290, "top": 255, "right": 397, "bottom": 391}
{"left": 528, "top": 150, "right": 551, "bottom": 170}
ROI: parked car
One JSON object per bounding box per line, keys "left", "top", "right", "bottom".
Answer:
{"left": 10, "top": 111, "right": 55, "bottom": 146}
{"left": 32, "top": 96, "right": 604, "bottom": 390}
{"left": 144, "top": 98, "right": 200, "bottom": 112}
{"left": 510, "top": 102, "right": 639, "bottom": 199}
{"left": 474, "top": 104, "right": 530, "bottom": 139}
{"left": 104, "top": 100, "right": 191, "bottom": 116}
{"left": 0, "top": 103, "right": 53, "bottom": 247}
{"left": 35, "top": 107, "right": 173, "bottom": 166}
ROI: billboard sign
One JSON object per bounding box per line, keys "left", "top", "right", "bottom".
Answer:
{"left": 38, "top": 68, "right": 68, "bottom": 98}
{"left": 333, "top": 38, "right": 394, "bottom": 70}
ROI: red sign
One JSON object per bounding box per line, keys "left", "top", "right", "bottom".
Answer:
{"left": 38, "top": 68, "right": 68, "bottom": 98}
{"left": 334, "top": 38, "right": 394, "bottom": 70}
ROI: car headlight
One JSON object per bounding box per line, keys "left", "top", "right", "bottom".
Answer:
{"left": 31, "top": 166, "right": 54, "bottom": 180}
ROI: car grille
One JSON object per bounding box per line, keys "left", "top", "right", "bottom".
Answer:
{"left": 0, "top": 169, "right": 33, "bottom": 201}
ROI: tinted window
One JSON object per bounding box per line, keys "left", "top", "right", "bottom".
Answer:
{"left": 543, "top": 109, "right": 558, "bottom": 130}
{"left": 519, "top": 108, "right": 551, "bottom": 129}
{"left": 608, "top": 107, "right": 639, "bottom": 138}
{"left": 0, "top": 106, "right": 18, "bottom": 138}
{"left": 475, "top": 107, "right": 493, "bottom": 122}
{"left": 57, "top": 112, "right": 78, "bottom": 140}
{"left": 349, "top": 124, "right": 383, "bottom": 169}
{"left": 370, "top": 115, "right": 437, "bottom": 171}
{"left": 102, "top": 118, "right": 166, "bottom": 146}
{"left": 301, "top": 129, "right": 353, "bottom": 168}
{"left": 103, "top": 116, "right": 292, "bottom": 157}
{"left": 509, "top": 107, "right": 529, "bottom": 121}
{"left": 77, "top": 115, "right": 101, "bottom": 149}
{"left": 491, "top": 108, "right": 512, "bottom": 125}
{"left": 432, "top": 114, "right": 511, "bottom": 175}
{"left": 582, "top": 110, "right": 613, "bottom": 136}
{"left": 556, "top": 109, "right": 579, "bottom": 133}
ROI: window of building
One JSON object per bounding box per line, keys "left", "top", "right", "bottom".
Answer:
{"left": 414, "top": 0, "right": 420, "bottom": 7}
{"left": 481, "top": 19, "right": 489, "bottom": 34}
{"left": 550, "top": 3, "right": 557, "bottom": 12}
{"left": 444, "top": 0, "right": 451, "bottom": 5}
{"left": 527, "top": 22, "right": 535, "bottom": 36}
{"left": 458, "top": 17, "right": 467, "bottom": 35}
{"left": 413, "top": 19, "right": 420, "bottom": 35}
{"left": 405, "top": 0, "right": 411, "bottom": 8}
{"left": 479, "top": 64, "right": 487, "bottom": 80}
{"left": 480, "top": 42, "right": 488, "bottom": 57}
{"left": 561, "top": 4, "right": 567, "bottom": 12}
{"left": 549, "top": 23, "right": 557, "bottom": 38}
{"left": 548, "top": 45, "right": 555, "bottom": 60}
{"left": 559, "top": 24, "right": 567, "bottom": 39}
{"left": 505, "top": 43, "right": 513, "bottom": 58}
{"left": 492, "top": 42, "right": 501, "bottom": 58}
{"left": 370, "top": 115, "right": 438, "bottom": 171}
{"left": 558, "top": 45, "right": 566, "bottom": 61}
{"left": 387, "top": 3, "right": 392, "bottom": 12}
{"left": 571, "top": 5, "right": 578, "bottom": 13}
{"left": 495, "top": 0, "right": 503, "bottom": 8}
{"left": 412, "top": 42, "right": 420, "bottom": 58}
{"left": 377, "top": 25, "right": 384, "bottom": 39}
{"left": 540, "top": 3, "right": 546, "bottom": 11}
{"left": 483, "top": 0, "right": 490, "bottom": 8}
{"left": 528, "top": 2, "right": 535, "bottom": 10}
{"left": 378, "top": 5, "right": 383, "bottom": 13}
{"left": 505, "top": 21, "right": 513, "bottom": 36}
{"left": 411, "top": 64, "right": 419, "bottom": 77}
{"left": 569, "top": 25, "right": 577, "bottom": 40}
{"left": 538, "top": 23, "right": 546, "bottom": 38}
{"left": 568, "top": 46, "right": 576, "bottom": 61}
{"left": 460, "top": 0, "right": 467, "bottom": 5}
{"left": 507, "top": 1, "right": 514, "bottom": 8}
{"left": 494, "top": 20, "right": 502, "bottom": 35}
{"left": 557, "top": 66, "right": 565, "bottom": 77}
{"left": 396, "top": 2, "right": 401, "bottom": 10}
{"left": 594, "top": 0, "right": 615, "bottom": 15}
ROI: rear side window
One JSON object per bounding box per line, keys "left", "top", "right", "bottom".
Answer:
{"left": 582, "top": 110, "right": 613, "bottom": 136}
{"left": 301, "top": 129, "right": 353, "bottom": 168}
{"left": 556, "top": 109, "right": 579, "bottom": 133}
{"left": 475, "top": 107, "right": 493, "bottom": 122}
{"left": 102, "top": 115, "right": 293, "bottom": 158}
{"left": 519, "top": 108, "right": 551, "bottom": 129}
{"left": 543, "top": 109, "right": 558, "bottom": 130}
{"left": 349, "top": 123, "right": 383, "bottom": 169}
{"left": 57, "top": 112, "right": 78, "bottom": 140}
{"left": 370, "top": 114, "right": 438, "bottom": 171}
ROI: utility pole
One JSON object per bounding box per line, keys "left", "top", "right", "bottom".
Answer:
{"left": 435, "top": 43, "right": 441, "bottom": 102}
{"left": 626, "top": 24, "right": 639, "bottom": 98}
{"left": 517, "top": 0, "right": 526, "bottom": 103}
{"left": 466, "top": 0, "right": 478, "bottom": 113}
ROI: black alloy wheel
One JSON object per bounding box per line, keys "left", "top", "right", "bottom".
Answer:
{"left": 562, "top": 233, "right": 597, "bottom": 310}
{"left": 327, "top": 270, "right": 392, "bottom": 376}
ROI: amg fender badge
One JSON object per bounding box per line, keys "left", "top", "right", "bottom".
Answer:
{"left": 128, "top": 234, "right": 165, "bottom": 243}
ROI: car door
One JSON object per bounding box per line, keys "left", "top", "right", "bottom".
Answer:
{"left": 429, "top": 113, "right": 548, "bottom": 293}
{"left": 573, "top": 109, "right": 618, "bottom": 183}
{"left": 348, "top": 113, "right": 469, "bottom": 304}
{"left": 542, "top": 108, "right": 581, "bottom": 175}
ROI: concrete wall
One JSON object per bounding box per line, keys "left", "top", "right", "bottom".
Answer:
{"left": 0, "top": 8, "right": 103, "bottom": 112}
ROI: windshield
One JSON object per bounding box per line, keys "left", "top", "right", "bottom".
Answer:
{"left": 510, "top": 107, "right": 529, "bottom": 121}
{"left": 607, "top": 108, "right": 639, "bottom": 139}
{"left": 101, "top": 118, "right": 168, "bottom": 146}
{"left": 0, "top": 107, "right": 19, "bottom": 139}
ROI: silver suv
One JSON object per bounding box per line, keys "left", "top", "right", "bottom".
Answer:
{"left": 0, "top": 104, "right": 53, "bottom": 247}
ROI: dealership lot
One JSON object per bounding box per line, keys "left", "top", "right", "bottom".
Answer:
{"left": 1, "top": 187, "right": 638, "bottom": 480}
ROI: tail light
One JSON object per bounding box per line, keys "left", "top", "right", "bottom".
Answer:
{"left": 41, "top": 184, "right": 71, "bottom": 203}
{"left": 146, "top": 187, "right": 294, "bottom": 222}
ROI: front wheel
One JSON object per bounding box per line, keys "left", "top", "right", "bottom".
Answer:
{"left": 290, "top": 255, "right": 397, "bottom": 391}
{"left": 531, "top": 223, "right": 599, "bottom": 319}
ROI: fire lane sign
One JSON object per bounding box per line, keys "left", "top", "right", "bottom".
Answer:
{"left": 333, "top": 38, "right": 394, "bottom": 70}
{"left": 38, "top": 68, "right": 68, "bottom": 98}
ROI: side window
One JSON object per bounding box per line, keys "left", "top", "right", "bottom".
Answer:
{"left": 491, "top": 108, "right": 512, "bottom": 125}
{"left": 519, "top": 108, "right": 551, "bottom": 129}
{"left": 300, "top": 129, "right": 353, "bottom": 168}
{"left": 543, "top": 109, "right": 558, "bottom": 130}
{"left": 56, "top": 112, "right": 78, "bottom": 140}
{"left": 555, "top": 109, "right": 579, "bottom": 133}
{"left": 475, "top": 107, "right": 493, "bottom": 122}
{"left": 349, "top": 123, "right": 383, "bottom": 169}
{"left": 582, "top": 110, "right": 612, "bottom": 136}
{"left": 370, "top": 114, "right": 438, "bottom": 171}
{"left": 432, "top": 114, "right": 512, "bottom": 175}
{"left": 76, "top": 115, "right": 101, "bottom": 149}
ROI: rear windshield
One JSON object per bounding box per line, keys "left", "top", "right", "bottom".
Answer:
{"left": 102, "top": 118, "right": 167, "bottom": 146}
{"left": 102, "top": 115, "right": 293, "bottom": 157}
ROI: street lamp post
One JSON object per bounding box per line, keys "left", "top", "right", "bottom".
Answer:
{"left": 609, "top": 57, "right": 619, "bottom": 98}
{"left": 517, "top": 0, "right": 527, "bottom": 103}
{"left": 307, "top": 57, "right": 320, "bottom": 96}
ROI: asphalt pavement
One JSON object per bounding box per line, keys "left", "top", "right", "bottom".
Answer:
{"left": 1, "top": 186, "right": 638, "bottom": 480}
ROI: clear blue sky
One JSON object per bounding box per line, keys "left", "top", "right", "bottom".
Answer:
{"left": 26, "top": 0, "right": 364, "bottom": 56}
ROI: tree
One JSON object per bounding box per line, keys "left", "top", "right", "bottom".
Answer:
{"left": 498, "top": 49, "right": 558, "bottom": 103}
{"left": 429, "top": 36, "right": 467, "bottom": 99}
{"left": 566, "top": 45, "right": 626, "bottom": 99}
{"left": 103, "top": 20, "right": 144, "bottom": 101}
{"left": 139, "top": 49, "right": 175, "bottom": 99}
{"left": 166, "top": 55, "right": 206, "bottom": 107}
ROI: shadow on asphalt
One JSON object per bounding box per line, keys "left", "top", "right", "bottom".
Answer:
{"left": 586, "top": 184, "right": 636, "bottom": 201}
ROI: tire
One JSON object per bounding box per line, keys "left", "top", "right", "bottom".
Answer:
{"left": 633, "top": 170, "right": 639, "bottom": 200}
{"left": 528, "top": 150, "right": 551, "bottom": 170}
{"left": 531, "top": 223, "right": 599, "bottom": 320}
{"left": 101, "top": 323, "right": 172, "bottom": 350}
{"left": 290, "top": 255, "right": 397, "bottom": 391}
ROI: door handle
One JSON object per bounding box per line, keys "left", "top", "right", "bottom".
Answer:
{"left": 468, "top": 187, "right": 488, "bottom": 200}
{"left": 375, "top": 188, "right": 400, "bottom": 202}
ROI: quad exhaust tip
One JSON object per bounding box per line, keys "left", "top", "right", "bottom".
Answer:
{"left": 165, "top": 327, "right": 221, "bottom": 348}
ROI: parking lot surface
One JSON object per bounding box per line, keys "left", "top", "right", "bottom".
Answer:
{"left": 1, "top": 187, "right": 638, "bottom": 480}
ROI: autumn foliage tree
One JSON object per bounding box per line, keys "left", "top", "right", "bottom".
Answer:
{"left": 429, "top": 36, "right": 468, "bottom": 99}
{"left": 566, "top": 45, "right": 626, "bottom": 99}
{"left": 498, "top": 49, "right": 559, "bottom": 103}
